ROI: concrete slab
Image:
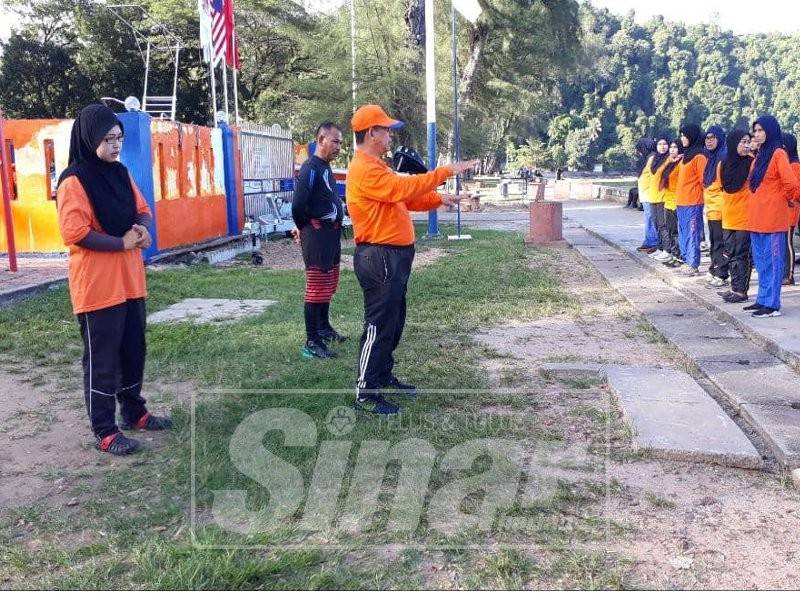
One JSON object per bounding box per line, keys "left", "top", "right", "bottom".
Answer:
{"left": 564, "top": 212, "right": 800, "bottom": 468}
{"left": 565, "top": 200, "right": 800, "bottom": 373}
{"left": 541, "top": 363, "right": 762, "bottom": 469}
{"left": 740, "top": 404, "right": 800, "bottom": 469}
{"left": 148, "top": 298, "right": 276, "bottom": 325}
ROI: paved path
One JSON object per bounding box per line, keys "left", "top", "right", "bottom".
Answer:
{"left": 561, "top": 214, "right": 800, "bottom": 468}
{"left": 562, "top": 200, "right": 800, "bottom": 372}
{"left": 541, "top": 362, "right": 762, "bottom": 469}
{"left": 0, "top": 256, "right": 67, "bottom": 306}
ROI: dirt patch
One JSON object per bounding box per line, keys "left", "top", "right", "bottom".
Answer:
{"left": 475, "top": 244, "right": 800, "bottom": 589}
{"left": 0, "top": 366, "right": 179, "bottom": 514}
{"left": 216, "top": 237, "right": 448, "bottom": 272}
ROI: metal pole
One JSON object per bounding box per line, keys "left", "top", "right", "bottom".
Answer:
{"left": 424, "top": 0, "right": 438, "bottom": 237}
{"left": 171, "top": 43, "right": 180, "bottom": 121}
{"left": 222, "top": 60, "right": 230, "bottom": 123}
{"left": 0, "top": 109, "right": 18, "bottom": 272}
{"left": 210, "top": 58, "right": 218, "bottom": 125}
{"left": 452, "top": 2, "right": 461, "bottom": 238}
{"left": 142, "top": 39, "right": 151, "bottom": 112}
{"left": 231, "top": 14, "right": 240, "bottom": 125}
{"left": 350, "top": 0, "right": 357, "bottom": 147}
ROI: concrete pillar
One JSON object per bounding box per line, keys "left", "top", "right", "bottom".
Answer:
{"left": 526, "top": 201, "right": 566, "bottom": 246}
{"left": 219, "top": 123, "right": 242, "bottom": 236}
{"left": 117, "top": 111, "right": 158, "bottom": 261}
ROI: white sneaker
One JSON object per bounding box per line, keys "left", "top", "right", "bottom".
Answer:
{"left": 679, "top": 265, "right": 700, "bottom": 276}
{"left": 705, "top": 276, "right": 726, "bottom": 288}
{"left": 651, "top": 250, "right": 668, "bottom": 261}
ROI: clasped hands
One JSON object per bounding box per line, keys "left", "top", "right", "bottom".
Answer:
{"left": 122, "top": 224, "right": 152, "bottom": 250}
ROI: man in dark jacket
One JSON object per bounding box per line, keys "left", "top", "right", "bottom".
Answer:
{"left": 292, "top": 122, "right": 346, "bottom": 359}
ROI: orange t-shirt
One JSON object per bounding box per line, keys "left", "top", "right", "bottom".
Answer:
{"left": 746, "top": 148, "right": 800, "bottom": 233}
{"left": 676, "top": 153, "right": 707, "bottom": 206}
{"left": 346, "top": 149, "right": 454, "bottom": 246}
{"left": 721, "top": 183, "right": 749, "bottom": 232}
{"left": 789, "top": 162, "right": 800, "bottom": 229}
{"left": 57, "top": 175, "right": 150, "bottom": 314}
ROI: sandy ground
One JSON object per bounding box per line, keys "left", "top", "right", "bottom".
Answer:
{"left": 0, "top": 363, "right": 178, "bottom": 512}
{"left": 218, "top": 237, "right": 448, "bottom": 272}
{"left": 475, "top": 245, "right": 800, "bottom": 590}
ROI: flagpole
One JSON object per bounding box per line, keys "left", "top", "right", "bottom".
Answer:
{"left": 222, "top": 60, "right": 230, "bottom": 122}
{"left": 350, "top": 0, "right": 357, "bottom": 148}
{"left": 232, "top": 32, "right": 240, "bottom": 125}
{"left": 424, "top": 0, "right": 438, "bottom": 237}
{"left": 210, "top": 58, "right": 218, "bottom": 124}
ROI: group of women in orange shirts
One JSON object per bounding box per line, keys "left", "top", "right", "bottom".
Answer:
{"left": 637, "top": 116, "right": 800, "bottom": 318}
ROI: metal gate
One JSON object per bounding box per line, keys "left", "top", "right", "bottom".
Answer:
{"left": 238, "top": 121, "right": 295, "bottom": 233}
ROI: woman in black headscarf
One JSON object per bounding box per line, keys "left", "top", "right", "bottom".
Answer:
{"left": 57, "top": 103, "right": 172, "bottom": 456}
{"left": 718, "top": 129, "right": 754, "bottom": 303}
{"left": 675, "top": 123, "right": 708, "bottom": 276}
{"left": 781, "top": 132, "right": 800, "bottom": 285}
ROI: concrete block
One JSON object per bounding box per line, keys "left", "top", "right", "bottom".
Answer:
{"left": 740, "top": 403, "right": 800, "bottom": 469}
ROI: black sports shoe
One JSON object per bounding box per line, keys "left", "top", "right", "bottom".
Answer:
{"left": 752, "top": 307, "right": 782, "bottom": 318}
{"left": 319, "top": 328, "right": 348, "bottom": 343}
{"left": 384, "top": 375, "right": 417, "bottom": 396}
{"left": 96, "top": 432, "right": 141, "bottom": 455}
{"left": 723, "top": 292, "right": 748, "bottom": 304}
{"left": 302, "top": 339, "right": 337, "bottom": 359}
{"left": 121, "top": 412, "right": 173, "bottom": 431}
{"left": 355, "top": 393, "right": 400, "bottom": 416}
{"left": 743, "top": 303, "right": 764, "bottom": 312}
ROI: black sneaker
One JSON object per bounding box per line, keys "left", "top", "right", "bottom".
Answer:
{"left": 384, "top": 375, "right": 417, "bottom": 396}
{"left": 96, "top": 432, "right": 141, "bottom": 455}
{"left": 319, "top": 328, "right": 348, "bottom": 343}
{"left": 121, "top": 412, "right": 173, "bottom": 431}
{"left": 354, "top": 393, "right": 400, "bottom": 416}
{"left": 723, "top": 292, "right": 748, "bottom": 304}
{"left": 752, "top": 307, "right": 781, "bottom": 318}
{"left": 302, "top": 339, "right": 337, "bottom": 359}
{"left": 743, "top": 303, "right": 764, "bottom": 312}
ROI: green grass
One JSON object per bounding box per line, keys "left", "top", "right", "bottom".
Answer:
{"left": 0, "top": 225, "right": 632, "bottom": 590}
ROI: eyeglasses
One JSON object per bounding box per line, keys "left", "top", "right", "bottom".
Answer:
{"left": 102, "top": 134, "right": 124, "bottom": 145}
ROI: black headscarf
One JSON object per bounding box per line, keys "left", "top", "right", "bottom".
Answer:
{"left": 659, "top": 139, "right": 684, "bottom": 190}
{"left": 749, "top": 115, "right": 783, "bottom": 192}
{"left": 58, "top": 103, "right": 136, "bottom": 237}
{"left": 703, "top": 125, "right": 727, "bottom": 187}
{"left": 680, "top": 123, "right": 705, "bottom": 165}
{"left": 720, "top": 129, "right": 753, "bottom": 194}
{"left": 649, "top": 135, "right": 670, "bottom": 174}
{"left": 783, "top": 132, "right": 799, "bottom": 164}
{"left": 635, "top": 138, "right": 656, "bottom": 174}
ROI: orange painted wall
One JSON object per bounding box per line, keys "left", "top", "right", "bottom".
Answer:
{"left": 149, "top": 120, "right": 228, "bottom": 249}
{"left": 0, "top": 119, "right": 72, "bottom": 252}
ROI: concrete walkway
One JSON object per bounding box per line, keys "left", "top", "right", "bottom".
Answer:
{"left": 541, "top": 362, "right": 762, "bottom": 469}
{"left": 560, "top": 207, "right": 800, "bottom": 468}
{"left": 0, "top": 256, "right": 67, "bottom": 306}
{"left": 563, "top": 201, "right": 800, "bottom": 372}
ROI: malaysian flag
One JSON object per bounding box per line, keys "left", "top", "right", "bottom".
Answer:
{"left": 199, "top": 0, "right": 240, "bottom": 69}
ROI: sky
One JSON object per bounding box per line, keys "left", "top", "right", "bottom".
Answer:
{"left": 590, "top": 0, "right": 800, "bottom": 35}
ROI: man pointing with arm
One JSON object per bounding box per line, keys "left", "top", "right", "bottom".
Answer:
{"left": 347, "top": 104, "right": 477, "bottom": 416}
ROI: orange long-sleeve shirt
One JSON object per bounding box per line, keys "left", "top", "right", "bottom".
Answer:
{"left": 704, "top": 163, "right": 725, "bottom": 220}
{"left": 789, "top": 162, "right": 800, "bottom": 229}
{"left": 346, "top": 149, "right": 454, "bottom": 245}
{"left": 746, "top": 148, "right": 800, "bottom": 233}
{"left": 676, "top": 154, "right": 707, "bottom": 207}
{"left": 57, "top": 175, "right": 150, "bottom": 314}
